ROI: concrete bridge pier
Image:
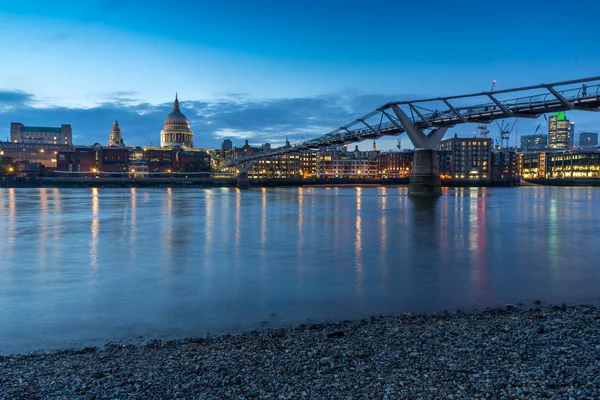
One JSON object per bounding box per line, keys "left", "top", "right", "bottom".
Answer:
{"left": 409, "top": 149, "right": 441, "bottom": 196}
{"left": 237, "top": 171, "right": 250, "bottom": 189}
{"left": 231, "top": 159, "right": 254, "bottom": 189}
{"left": 390, "top": 105, "right": 449, "bottom": 196}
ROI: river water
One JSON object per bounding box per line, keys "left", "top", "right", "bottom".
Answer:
{"left": 0, "top": 186, "right": 599, "bottom": 353}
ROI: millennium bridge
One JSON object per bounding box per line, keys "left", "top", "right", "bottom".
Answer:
{"left": 224, "top": 76, "right": 600, "bottom": 195}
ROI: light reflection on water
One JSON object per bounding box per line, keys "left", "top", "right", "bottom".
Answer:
{"left": 0, "top": 186, "right": 599, "bottom": 353}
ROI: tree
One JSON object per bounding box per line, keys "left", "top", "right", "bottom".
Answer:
{"left": 0, "top": 156, "right": 14, "bottom": 176}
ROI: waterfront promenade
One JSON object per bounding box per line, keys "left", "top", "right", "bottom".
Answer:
{"left": 1, "top": 305, "right": 598, "bottom": 399}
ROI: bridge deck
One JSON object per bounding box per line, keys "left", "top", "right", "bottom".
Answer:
{"left": 224, "top": 76, "right": 600, "bottom": 166}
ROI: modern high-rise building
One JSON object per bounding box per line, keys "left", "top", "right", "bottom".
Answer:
{"left": 520, "top": 134, "right": 547, "bottom": 151}
{"left": 569, "top": 121, "right": 575, "bottom": 149}
{"left": 579, "top": 132, "right": 598, "bottom": 147}
{"left": 547, "top": 112, "right": 572, "bottom": 149}
{"left": 221, "top": 139, "right": 233, "bottom": 150}
{"left": 10, "top": 122, "right": 72, "bottom": 145}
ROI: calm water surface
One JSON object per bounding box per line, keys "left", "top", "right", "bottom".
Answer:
{"left": 0, "top": 186, "right": 599, "bottom": 353}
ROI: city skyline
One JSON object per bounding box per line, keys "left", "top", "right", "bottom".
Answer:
{"left": 1, "top": 0, "right": 600, "bottom": 149}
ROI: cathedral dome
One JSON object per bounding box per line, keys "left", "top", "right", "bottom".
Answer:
{"left": 160, "top": 94, "right": 194, "bottom": 148}
{"left": 165, "top": 112, "right": 190, "bottom": 127}
{"left": 164, "top": 96, "right": 191, "bottom": 128}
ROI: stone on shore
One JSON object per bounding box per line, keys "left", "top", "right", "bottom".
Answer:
{"left": 0, "top": 305, "right": 599, "bottom": 399}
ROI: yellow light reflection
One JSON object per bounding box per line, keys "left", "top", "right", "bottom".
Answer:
{"left": 355, "top": 187, "right": 364, "bottom": 295}
{"left": 379, "top": 187, "right": 387, "bottom": 246}
{"left": 297, "top": 187, "right": 305, "bottom": 278}
{"left": 163, "top": 187, "right": 173, "bottom": 265}
{"left": 468, "top": 188, "right": 488, "bottom": 290}
{"left": 38, "top": 188, "right": 49, "bottom": 270}
{"left": 261, "top": 188, "right": 267, "bottom": 250}
{"left": 90, "top": 188, "right": 99, "bottom": 270}
{"left": 130, "top": 188, "right": 136, "bottom": 253}
{"left": 379, "top": 187, "right": 388, "bottom": 289}
{"left": 5, "top": 189, "right": 17, "bottom": 259}
{"left": 234, "top": 188, "right": 241, "bottom": 248}
{"left": 205, "top": 189, "right": 214, "bottom": 246}
{"left": 548, "top": 198, "right": 559, "bottom": 280}
{"left": 203, "top": 189, "right": 215, "bottom": 283}
{"left": 298, "top": 187, "right": 304, "bottom": 240}
{"left": 468, "top": 188, "right": 479, "bottom": 251}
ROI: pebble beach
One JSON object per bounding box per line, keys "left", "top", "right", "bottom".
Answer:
{"left": 1, "top": 304, "right": 599, "bottom": 399}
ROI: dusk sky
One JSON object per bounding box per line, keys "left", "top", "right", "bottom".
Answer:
{"left": 1, "top": 0, "right": 599, "bottom": 150}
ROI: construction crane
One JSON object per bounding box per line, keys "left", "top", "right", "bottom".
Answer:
{"left": 494, "top": 119, "right": 517, "bottom": 148}
{"left": 476, "top": 80, "right": 497, "bottom": 138}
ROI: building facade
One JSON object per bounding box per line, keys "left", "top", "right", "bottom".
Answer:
{"left": 490, "top": 149, "right": 520, "bottom": 180}
{"left": 522, "top": 150, "right": 600, "bottom": 179}
{"left": 0, "top": 142, "right": 63, "bottom": 168}
{"left": 548, "top": 112, "right": 573, "bottom": 149}
{"left": 160, "top": 95, "right": 194, "bottom": 148}
{"left": 378, "top": 151, "right": 413, "bottom": 178}
{"left": 56, "top": 145, "right": 211, "bottom": 176}
{"left": 520, "top": 134, "right": 547, "bottom": 151}
{"left": 438, "top": 137, "right": 492, "bottom": 179}
{"left": 10, "top": 123, "right": 72, "bottom": 146}
{"left": 221, "top": 139, "right": 233, "bottom": 150}
{"left": 579, "top": 132, "right": 598, "bottom": 147}
{"left": 315, "top": 148, "right": 379, "bottom": 178}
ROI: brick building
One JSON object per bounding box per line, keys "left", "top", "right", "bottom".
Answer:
{"left": 57, "top": 145, "right": 211, "bottom": 177}
{"left": 438, "top": 137, "right": 492, "bottom": 179}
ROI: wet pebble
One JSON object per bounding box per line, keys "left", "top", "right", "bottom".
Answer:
{"left": 0, "top": 305, "right": 599, "bottom": 399}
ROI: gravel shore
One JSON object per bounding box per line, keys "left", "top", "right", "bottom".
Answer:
{"left": 1, "top": 304, "right": 599, "bottom": 399}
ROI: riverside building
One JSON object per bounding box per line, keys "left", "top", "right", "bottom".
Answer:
{"left": 520, "top": 134, "right": 548, "bottom": 151}
{"left": 579, "top": 132, "right": 598, "bottom": 148}
{"left": 10, "top": 122, "right": 72, "bottom": 146}
{"left": 56, "top": 95, "right": 210, "bottom": 176}
{"left": 438, "top": 137, "right": 492, "bottom": 179}
{"left": 522, "top": 150, "right": 600, "bottom": 179}
{"left": 548, "top": 112, "right": 574, "bottom": 149}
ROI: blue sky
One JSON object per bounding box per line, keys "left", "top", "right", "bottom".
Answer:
{"left": 1, "top": 0, "right": 599, "bottom": 149}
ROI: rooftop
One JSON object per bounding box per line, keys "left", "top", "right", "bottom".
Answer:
{"left": 20, "top": 126, "right": 64, "bottom": 133}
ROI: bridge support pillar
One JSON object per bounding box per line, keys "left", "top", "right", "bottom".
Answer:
{"left": 409, "top": 149, "right": 441, "bottom": 196}
{"left": 390, "top": 105, "right": 448, "bottom": 196}
{"left": 237, "top": 171, "right": 250, "bottom": 189}
{"left": 231, "top": 159, "right": 254, "bottom": 190}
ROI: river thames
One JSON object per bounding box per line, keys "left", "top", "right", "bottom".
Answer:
{"left": 0, "top": 186, "right": 599, "bottom": 353}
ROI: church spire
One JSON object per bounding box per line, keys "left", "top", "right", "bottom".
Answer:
{"left": 174, "top": 93, "right": 180, "bottom": 112}
{"left": 108, "top": 119, "right": 124, "bottom": 147}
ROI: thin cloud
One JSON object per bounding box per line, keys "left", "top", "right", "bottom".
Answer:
{"left": 4, "top": 89, "right": 590, "bottom": 150}
{"left": 0, "top": 91, "right": 35, "bottom": 106}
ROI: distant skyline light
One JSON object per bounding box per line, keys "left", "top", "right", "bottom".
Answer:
{"left": 1, "top": 0, "right": 599, "bottom": 150}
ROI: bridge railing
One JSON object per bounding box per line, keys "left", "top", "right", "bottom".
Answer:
{"left": 220, "top": 77, "right": 600, "bottom": 168}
